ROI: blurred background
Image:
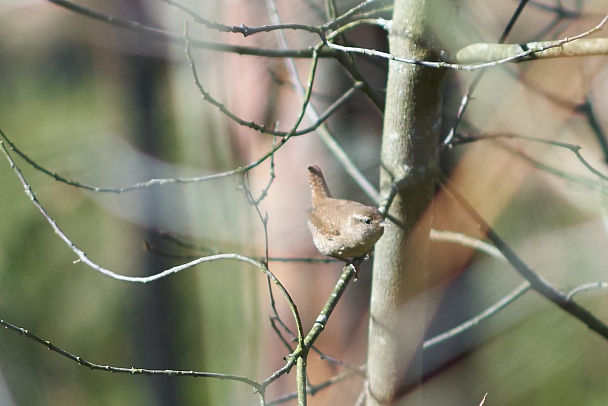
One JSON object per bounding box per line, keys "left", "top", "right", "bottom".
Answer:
{"left": 0, "top": 0, "right": 607, "bottom": 405}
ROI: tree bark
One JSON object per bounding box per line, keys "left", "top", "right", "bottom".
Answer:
{"left": 366, "top": 0, "right": 447, "bottom": 404}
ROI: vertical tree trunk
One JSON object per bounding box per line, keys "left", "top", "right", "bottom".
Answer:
{"left": 366, "top": 0, "right": 447, "bottom": 404}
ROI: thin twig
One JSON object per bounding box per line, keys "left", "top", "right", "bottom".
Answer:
{"left": 323, "top": 0, "right": 391, "bottom": 31}
{"left": 567, "top": 282, "right": 608, "bottom": 300}
{"left": 0, "top": 317, "right": 264, "bottom": 393}
{"left": 261, "top": 263, "right": 359, "bottom": 402}
{"left": 163, "top": 0, "right": 328, "bottom": 41}
{"left": 237, "top": 159, "right": 309, "bottom": 395}
{"left": 302, "top": 264, "right": 358, "bottom": 349}
{"left": 0, "top": 74, "right": 359, "bottom": 192}
{"left": 0, "top": 127, "right": 285, "bottom": 192}
{"left": 423, "top": 228, "right": 524, "bottom": 348}
{"left": 46, "top": 0, "right": 606, "bottom": 73}
{"left": 453, "top": 132, "right": 608, "bottom": 182}
{"left": 495, "top": 142, "right": 597, "bottom": 189}
{"left": 46, "top": 0, "right": 326, "bottom": 58}
{"left": 185, "top": 20, "right": 317, "bottom": 139}
{"left": 241, "top": 167, "right": 302, "bottom": 354}
{"left": 0, "top": 139, "right": 305, "bottom": 362}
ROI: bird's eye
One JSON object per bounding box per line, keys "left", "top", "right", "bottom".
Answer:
{"left": 363, "top": 217, "right": 372, "bottom": 225}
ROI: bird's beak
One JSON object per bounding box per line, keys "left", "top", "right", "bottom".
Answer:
{"left": 380, "top": 219, "right": 391, "bottom": 227}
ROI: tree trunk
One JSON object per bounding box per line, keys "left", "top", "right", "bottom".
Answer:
{"left": 366, "top": 0, "right": 447, "bottom": 404}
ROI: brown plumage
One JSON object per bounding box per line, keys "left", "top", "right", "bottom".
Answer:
{"left": 307, "top": 165, "right": 387, "bottom": 261}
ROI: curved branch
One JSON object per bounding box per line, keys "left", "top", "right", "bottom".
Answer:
{"left": 452, "top": 132, "right": 608, "bottom": 183}
{"left": 567, "top": 282, "right": 608, "bottom": 300}
{"left": 0, "top": 317, "right": 264, "bottom": 394}
{"left": 0, "top": 128, "right": 288, "bottom": 191}
{"left": 438, "top": 175, "right": 608, "bottom": 341}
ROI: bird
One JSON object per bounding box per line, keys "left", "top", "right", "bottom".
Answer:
{"left": 307, "top": 165, "right": 387, "bottom": 276}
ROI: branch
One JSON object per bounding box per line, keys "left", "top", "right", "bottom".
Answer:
{"left": 185, "top": 22, "right": 360, "bottom": 140}
{"left": 455, "top": 37, "right": 608, "bottom": 64}
{"left": 452, "top": 132, "right": 608, "bottom": 183}
{"left": 0, "top": 138, "right": 304, "bottom": 349}
{"left": 438, "top": 175, "right": 608, "bottom": 341}
{"left": 494, "top": 143, "right": 597, "bottom": 189}
{"left": 0, "top": 137, "right": 263, "bottom": 282}
{"left": 163, "top": 0, "right": 328, "bottom": 41}
{"left": 0, "top": 127, "right": 291, "bottom": 192}
{"left": 567, "top": 282, "right": 608, "bottom": 300}
{"left": 0, "top": 73, "right": 363, "bottom": 193}
{"left": 303, "top": 263, "right": 358, "bottom": 349}
{"left": 0, "top": 317, "right": 264, "bottom": 394}
{"left": 46, "top": 0, "right": 607, "bottom": 71}
{"left": 3, "top": 135, "right": 313, "bottom": 399}
{"left": 46, "top": 0, "right": 327, "bottom": 58}
{"left": 442, "top": 0, "right": 533, "bottom": 145}
{"left": 145, "top": 234, "right": 338, "bottom": 263}
{"left": 259, "top": 262, "right": 358, "bottom": 396}
{"left": 323, "top": 0, "right": 393, "bottom": 31}
{"left": 327, "top": 14, "right": 608, "bottom": 71}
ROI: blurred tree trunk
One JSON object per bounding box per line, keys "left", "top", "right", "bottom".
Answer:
{"left": 112, "top": 1, "right": 181, "bottom": 404}
{"left": 366, "top": 0, "right": 447, "bottom": 404}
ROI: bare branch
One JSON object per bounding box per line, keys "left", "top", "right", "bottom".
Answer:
{"left": 441, "top": 0, "right": 531, "bottom": 146}
{"left": 258, "top": 258, "right": 359, "bottom": 394}
{"left": 567, "top": 282, "right": 608, "bottom": 300}
{"left": 0, "top": 127, "right": 289, "bottom": 192}
{"left": 438, "top": 175, "right": 608, "bottom": 341}
{"left": 323, "top": 0, "right": 392, "bottom": 31}
{"left": 328, "top": 14, "right": 608, "bottom": 71}
{"left": 46, "top": 0, "right": 607, "bottom": 72}
{"left": 453, "top": 132, "right": 608, "bottom": 183}
{"left": 163, "top": 0, "right": 328, "bottom": 41}
{"left": 456, "top": 37, "right": 608, "bottom": 64}
{"left": 0, "top": 317, "right": 264, "bottom": 394}
{"left": 46, "top": 0, "right": 326, "bottom": 58}
{"left": 0, "top": 139, "right": 303, "bottom": 346}
{"left": 184, "top": 20, "right": 320, "bottom": 138}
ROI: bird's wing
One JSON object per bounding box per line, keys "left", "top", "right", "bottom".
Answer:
{"left": 308, "top": 208, "right": 341, "bottom": 237}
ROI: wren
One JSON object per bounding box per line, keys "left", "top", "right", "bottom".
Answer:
{"left": 307, "top": 165, "right": 387, "bottom": 268}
